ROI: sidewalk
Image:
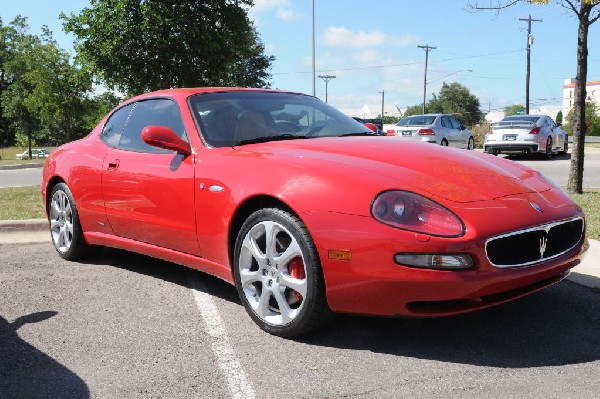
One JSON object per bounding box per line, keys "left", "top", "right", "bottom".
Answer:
{"left": 1, "top": 218, "right": 598, "bottom": 290}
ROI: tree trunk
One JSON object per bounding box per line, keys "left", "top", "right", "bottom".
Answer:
{"left": 567, "top": 3, "right": 591, "bottom": 194}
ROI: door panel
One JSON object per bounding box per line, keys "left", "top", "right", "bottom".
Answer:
{"left": 102, "top": 149, "right": 200, "bottom": 255}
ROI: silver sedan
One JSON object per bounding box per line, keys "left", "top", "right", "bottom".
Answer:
{"left": 483, "top": 115, "right": 568, "bottom": 158}
{"left": 384, "top": 114, "right": 475, "bottom": 149}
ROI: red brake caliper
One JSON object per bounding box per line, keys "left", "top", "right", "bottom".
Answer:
{"left": 288, "top": 256, "right": 305, "bottom": 303}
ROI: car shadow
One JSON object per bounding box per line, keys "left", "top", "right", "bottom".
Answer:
{"left": 504, "top": 152, "right": 571, "bottom": 162}
{"left": 83, "top": 248, "right": 599, "bottom": 368}
{"left": 300, "top": 281, "right": 600, "bottom": 368}
{"left": 82, "top": 247, "right": 240, "bottom": 304}
{"left": 0, "top": 311, "right": 90, "bottom": 398}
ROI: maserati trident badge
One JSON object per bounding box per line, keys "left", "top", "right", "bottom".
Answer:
{"left": 539, "top": 235, "right": 548, "bottom": 259}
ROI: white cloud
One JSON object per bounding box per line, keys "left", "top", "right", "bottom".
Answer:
{"left": 250, "top": 0, "right": 297, "bottom": 22}
{"left": 277, "top": 8, "right": 297, "bottom": 21}
{"left": 324, "top": 27, "right": 419, "bottom": 49}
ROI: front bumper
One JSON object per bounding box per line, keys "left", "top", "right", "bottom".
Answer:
{"left": 303, "top": 208, "right": 588, "bottom": 318}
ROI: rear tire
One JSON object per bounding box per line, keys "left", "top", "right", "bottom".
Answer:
{"left": 544, "top": 137, "right": 553, "bottom": 159}
{"left": 441, "top": 139, "right": 448, "bottom": 147}
{"left": 48, "top": 183, "right": 98, "bottom": 260}
{"left": 467, "top": 137, "right": 474, "bottom": 150}
{"left": 233, "top": 208, "right": 333, "bottom": 337}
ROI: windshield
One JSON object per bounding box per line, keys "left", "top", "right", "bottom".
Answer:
{"left": 397, "top": 115, "right": 437, "bottom": 126}
{"left": 188, "top": 91, "right": 372, "bottom": 147}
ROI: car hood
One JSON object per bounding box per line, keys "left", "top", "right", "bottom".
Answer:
{"left": 233, "top": 137, "right": 550, "bottom": 203}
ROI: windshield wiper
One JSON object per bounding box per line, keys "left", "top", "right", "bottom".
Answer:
{"left": 233, "top": 134, "right": 311, "bottom": 146}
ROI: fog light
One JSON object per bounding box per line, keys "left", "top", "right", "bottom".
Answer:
{"left": 394, "top": 253, "right": 473, "bottom": 270}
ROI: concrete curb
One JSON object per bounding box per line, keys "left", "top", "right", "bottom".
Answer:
{"left": 0, "top": 218, "right": 598, "bottom": 290}
{"left": 0, "top": 163, "right": 44, "bottom": 171}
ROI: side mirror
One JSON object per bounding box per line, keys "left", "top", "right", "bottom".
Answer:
{"left": 142, "top": 126, "right": 191, "bottom": 156}
{"left": 364, "top": 122, "right": 378, "bottom": 132}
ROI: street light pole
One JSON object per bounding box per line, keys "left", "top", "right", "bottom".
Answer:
{"left": 318, "top": 75, "right": 336, "bottom": 102}
{"left": 418, "top": 44, "right": 436, "bottom": 115}
{"left": 312, "top": 0, "right": 316, "bottom": 96}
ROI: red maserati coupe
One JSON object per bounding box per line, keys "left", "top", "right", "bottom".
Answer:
{"left": 42, "top": 88, "right": 588, "bottom": 337}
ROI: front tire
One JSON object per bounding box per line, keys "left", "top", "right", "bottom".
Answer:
{"left": 233, "top": 208, "right": 332, "bottom": 337}
{"left": 48, "top": 183, "right": 96, "bottom": 260}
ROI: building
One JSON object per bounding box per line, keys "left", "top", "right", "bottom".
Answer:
{"left": 563, "top": 78, "right": 600, "bottom": 115}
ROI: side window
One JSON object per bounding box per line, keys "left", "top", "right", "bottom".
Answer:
{"left": 441, "top": 116, "right": 453, "bottom": 128}
{"left": 449, "top": 116, "right": 462, "bottom": 129}
{"left": 101, "top": 104, "right": 133, "bottom": 148}
{"left": 119, "top": 99, "right": 187, "bottom": 153}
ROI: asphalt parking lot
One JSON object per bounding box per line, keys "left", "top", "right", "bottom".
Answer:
{"left": 2, "top": 241, "right": 600, "bottom": 398}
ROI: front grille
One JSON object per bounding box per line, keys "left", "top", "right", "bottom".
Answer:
{"left": 486, "top": 217, "right": 584, "bottom": 268}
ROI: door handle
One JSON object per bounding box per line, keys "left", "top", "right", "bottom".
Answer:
{"left": 107, "top": 159, "right": 120, "bottom": 170}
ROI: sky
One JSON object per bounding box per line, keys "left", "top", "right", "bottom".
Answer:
{"left": 1, "top": 0, "right": 599, "bottom": 116}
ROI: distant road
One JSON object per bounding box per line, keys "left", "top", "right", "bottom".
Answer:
{"left": 505, "top": 149, "right": 600, "bottom": 188}
{"left": 0, "top": 167, "right": 43, "bottom": 188}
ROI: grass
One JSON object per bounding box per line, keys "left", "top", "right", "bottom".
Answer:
{"left": 0, "top": 186, "right": 45, "bottom": 220}
{"left": 570, "top": 190, "right": 600, "bottom": 240}
{"left": 0, "top": 185, "right": 599, "bottom": 240}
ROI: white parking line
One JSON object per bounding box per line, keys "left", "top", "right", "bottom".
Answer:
{"left": 186, "top": 271, "right": 257, "bottom": 399}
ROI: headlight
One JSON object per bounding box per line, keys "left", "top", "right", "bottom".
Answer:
{"left": 371, "top": 190, "right": 465, "bottom": 237}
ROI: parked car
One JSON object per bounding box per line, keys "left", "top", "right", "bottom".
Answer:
{"left": 483, "top": 115, "right": 568, "bottom": 158}
{"left": 352, "top": 117, "right": 384, "bottom": 135}
{"left": 385, "top": 114, "right": 475, "bottom": 149}
{"left": 16, "top": 148, "right": 50, "bottom": 160}
{"left": 42, "top": 88, "right": 587, "bottom": 337}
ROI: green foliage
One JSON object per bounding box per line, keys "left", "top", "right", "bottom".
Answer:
{"left": 381, "top": 115, "right": 400, "bottom": 124}
{"left": 0, "top": 16, "right": 118, "bottom": 147}
{"left": 556, "top": 110, "right": 563, "bottom": 125}
{"left": 62, "top": 0, "right": 275, "bottom": 96}
{"left": 565, "top": 102, "right": 600, "bottom": 136}
{"left": 14, "top": 132, "right": 34, "bottom": 148}
{"left": 504, "top": 104, "right": 526, "bottom": 116}
{"left": 404, "top": 82, "right": 483, "bottom": 126}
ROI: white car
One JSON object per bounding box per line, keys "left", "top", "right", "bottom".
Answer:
{"left": 483, "top": 115, "right": 568, "bottom": 158}
{"left": 16, "top": 148, "right": 50, "bottom": 160}
{"left": 384, "top": 114, "right": 475, "bottom": 149}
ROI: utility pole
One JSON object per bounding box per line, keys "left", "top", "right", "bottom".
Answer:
{"left": 418, "top": 44, "right": 436, "bottom": 115}
{"left": 318, "top": 75, "right": 336, "bottom": 103}
{"left": 519, "top": 15, "right": 542, "bottom": 115}
{"left": 312, "top": 0, "right": 316, "bottom": 96}
{"left": 379, "top": 90, "right": 385, "bottom": 126}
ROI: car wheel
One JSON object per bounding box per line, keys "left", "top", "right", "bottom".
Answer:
{"left": 544, "top": 137, "right": 553, "bottom": 159}
{"left": 467, "top": 137, "right": 475, "bottom": 150}
{"left": 562, "top": 137, "right": 568, "bottom": 154}
{"left": 441, "top": 139, "right": 448, "bottom": 147}
{"left": 233, "top": 208, "right": 332, "bottom": 337}
{"left": 49, "top": 183, "right": 97, "bottom": 260}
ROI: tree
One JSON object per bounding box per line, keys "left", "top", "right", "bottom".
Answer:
{"left": 469, "top": 0, "right": 600, "bottom": 194}
{"left": 504, "top": 104, "right": 526, "bottom": 116}
{"left": 566, "top": 102, "right": 600, "bottom": 135}
{"left": 61, "top": 0, "right": 275, "bottom": 96}
{"left": 556, "top": 110, "right": 563, "bottom": 125}
{"left": 404, "top": 82, "right": 483, "bottom": 126}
